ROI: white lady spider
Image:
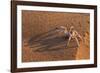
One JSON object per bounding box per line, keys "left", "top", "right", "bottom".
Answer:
{"left": 56, "top": 26, "right": 82, "bottom": 47}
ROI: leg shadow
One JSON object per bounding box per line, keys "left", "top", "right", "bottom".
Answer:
{"left": 24, "top": 28, "right": 79, "bottom": 61}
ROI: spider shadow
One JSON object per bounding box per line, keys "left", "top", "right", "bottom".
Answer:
{"left": 23, "top": 28, "right": 79, "bottom": 60}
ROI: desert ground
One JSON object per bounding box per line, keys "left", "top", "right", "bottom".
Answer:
{"left": 22, "top": 10, "right": 90, "bottom": 62}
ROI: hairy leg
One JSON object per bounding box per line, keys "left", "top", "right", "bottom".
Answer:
{"left": 77, "top": 34, "right": 83, "bottom": 41}
{"left": 67, "top": 36, "right": 71, "bottom": 47}
{"left": 75, "top": 37, "right": 80, "bottom": 47}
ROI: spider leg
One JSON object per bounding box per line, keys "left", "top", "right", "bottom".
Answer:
{"left": 78, "top": 34, "right": 83, "bottom": 41}
{"left": 67, "top": 36, "right": 72, "bottom": 47}
{"left": 74, "top": 37, "right": 80, "bottom": 47}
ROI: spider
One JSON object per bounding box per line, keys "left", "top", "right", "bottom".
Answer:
{"left": 56, "top": 26, "right": 83, "bottom": 47}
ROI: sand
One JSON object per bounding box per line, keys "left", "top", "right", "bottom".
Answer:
{"left": 22, "top": 10, "right": 90, "bottom": 62}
